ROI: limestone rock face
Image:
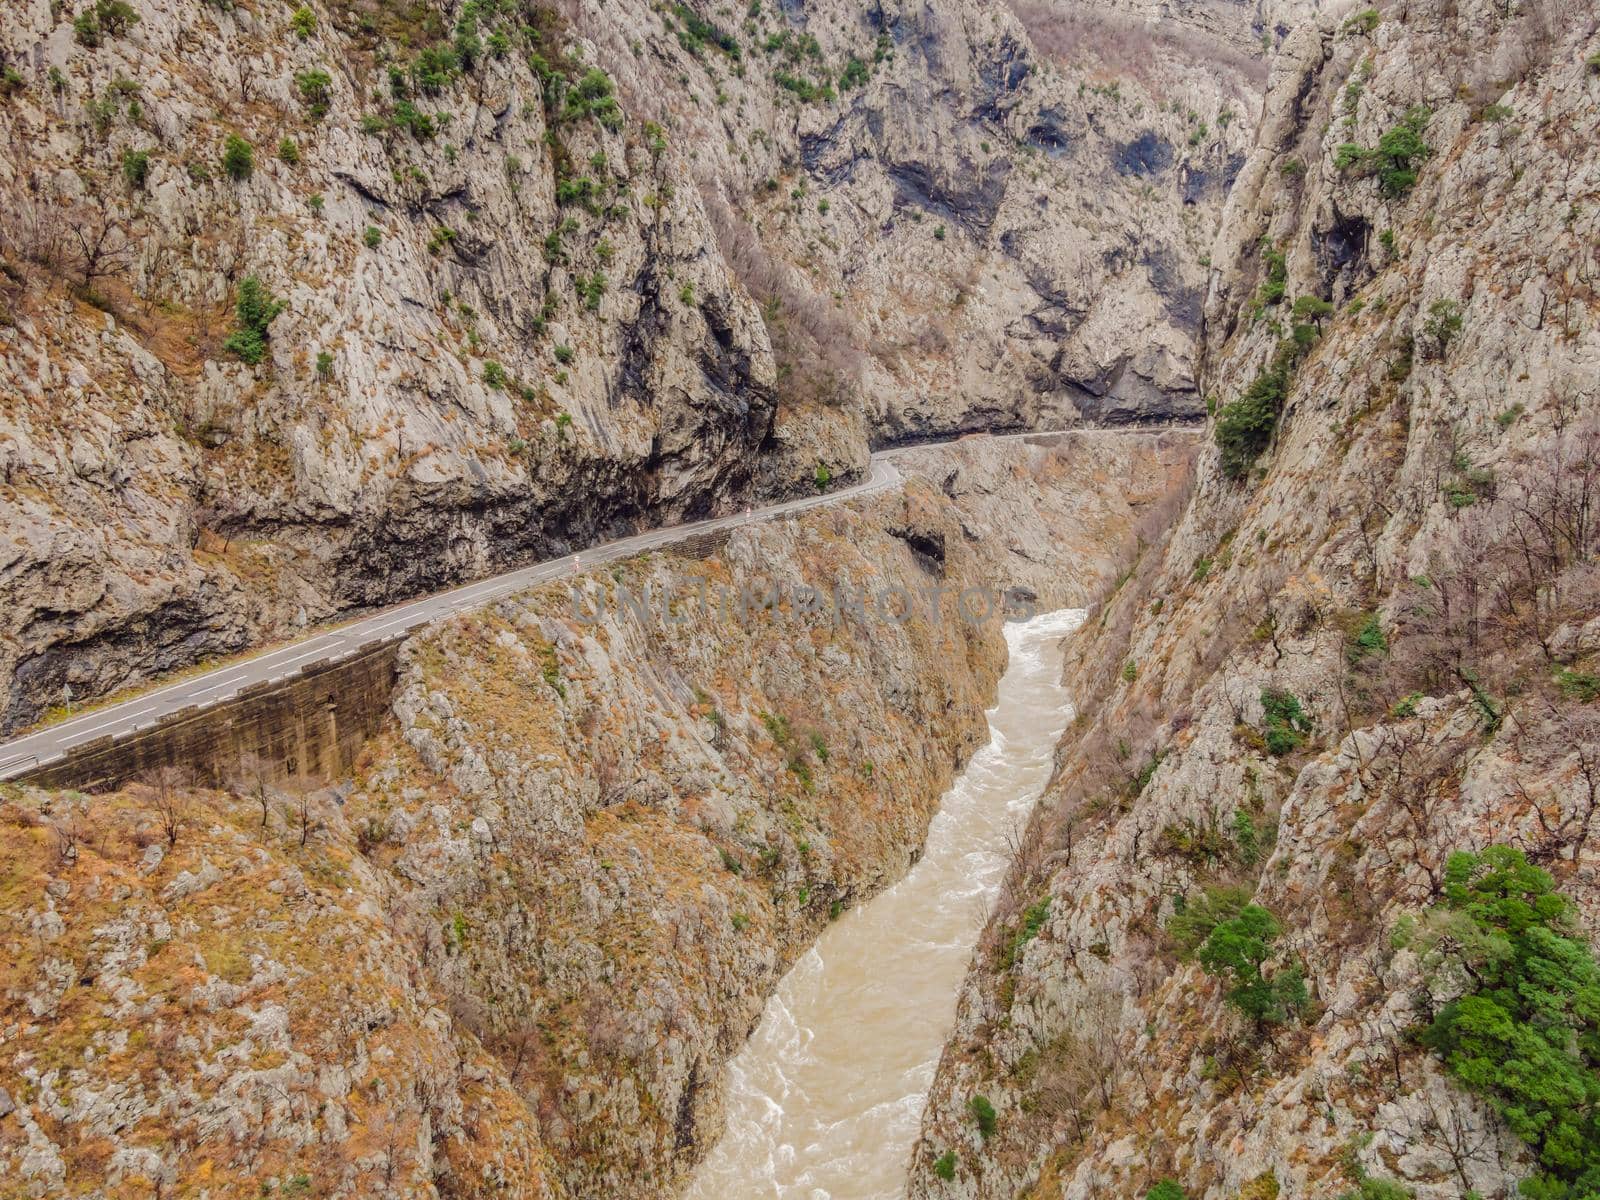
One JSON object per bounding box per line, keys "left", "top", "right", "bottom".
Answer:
{"left": 565, "top": 0, "right": 1265, "bottom": 437}
{"left": 0, "top": 0, "right": 1261, "bottom": 728}
{"left": 912, "top": 2, "right": 1600, "bottom": 1196}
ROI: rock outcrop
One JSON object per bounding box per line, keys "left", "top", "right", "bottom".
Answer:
{"left": 911, "top": 2, "right": 1600, "bottom": 1197}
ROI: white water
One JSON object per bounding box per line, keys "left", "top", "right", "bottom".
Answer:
{"left": 683, "top": 609, "right": 1087, "bottom": 1200}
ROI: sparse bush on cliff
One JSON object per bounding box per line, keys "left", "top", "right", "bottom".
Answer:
{"left": 121, "top": 147, "right": 151, "bottom": 189}
{"left": 1168, "top": 885, "right": 1251, "bottom": 955}
{"left": 1147, "top": 1182, "right": 1189, "bottom": 1200}
{"left": 1260, "top": 688, "right": 1312, "bottom": 756}
{"left": 932, "top": 1151, "right": 958, "bottom": 1181}
{"left": 1408, "top": 847, "right": 1600, "bottom": 1200}
{"left": 222, "top": 134, "right": 254, "bottom": 181}
{"left": 295, "top": 68, "right": 333, "bottom": 119}
{"left": 564, "top": 67, "right": 622, "bottom": 128}
{"left": 1335, "top": 105, "right": 1432, "bottom": 197}
{"left": 222, "top": 275, "right": 286, "bottom": 366}
{"left": 1422, "top": 298, "right": 1463, "bottom": 356}
{"left": 1214, "top": 353, "right": 1291, "bottom": 479}
{"left": 74, "top": 0, "right": 140, "bottom": 47}
{"left": 1197, "top": 903, "right": 1308, "bottom": 1027}
{"left": 968, "top": 1094, "right": 998, "bottom": 1139}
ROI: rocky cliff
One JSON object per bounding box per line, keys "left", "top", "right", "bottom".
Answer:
{"left": 911, "top": 2, "right": 1600, "bottom": 1197}
{"left": 0, "top": 431, "right": 1193, "bottom": 1197}
{"left": 0, "top": 0, "right": 1254, "bottom": 731}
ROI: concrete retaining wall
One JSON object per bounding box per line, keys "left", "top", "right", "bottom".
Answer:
{"left": 18, "top": 640, "right": 403, "bottom": 793}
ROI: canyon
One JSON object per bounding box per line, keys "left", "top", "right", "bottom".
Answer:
{"left": 3, "top": 0, "right": 1599, "bottom": 1197}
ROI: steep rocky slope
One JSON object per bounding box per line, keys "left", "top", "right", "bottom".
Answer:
{"left": 0, "top": 0, "right": 1256, "bottom": 731}
{"left": 0, "top": 432, "right": 1192, "bottom": 1198}
{"left": 558, "top": 0, "right": 1263, "bottom": 436}
{"left": 0, "top": 0, "right": 786, "bottom": 733}
{"left": 912, "top": 2, "right": 1600, "bottom": 1197}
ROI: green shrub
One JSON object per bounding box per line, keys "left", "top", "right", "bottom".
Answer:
{"left": 1197, "top": 903, "right": 1308, "bottom": 1026}
{"left": 564, "top": 67, "right": 621, "bottom": 128}
{"left": 968, "top": 1095, "right": 997, "bottom": 1139}
{"left": 1343, "top": 8, "right": 1380, "bottom": 33}
{"left": 1256, "top": 242, "right": 1287, "bottom": 306}
{"left": 222, "top": 134, "right": 254, "bottom": 181}
{"left": 932, "top": 1151, "right": 958, "bottom": 1181}
{"left": 814, "top": 462, "right": 833, "bottom": 491}
{"left": 277, "top": 137, "right": 300, "bottom": 165}
{"left": 290, "top": 5, "right": 315, "bottom": 38}
{"left": 1346, "top": 612, "right": 1388, "bottom": 663}
{"left": 295, "top": 68, "right": 333, "bottom": 119}
{"left": 1260, "top": 688, "right": 1312, "bottom": 756}
{"left": 122, "top": 147, "right": 151, "bottom": 189}
{"left": 553, "top": 344, "right": 574, "bottom": 365}
{"left": 1232, "top": 808, "right": 1264, "bottom": 866}
{"left": 1422, "top": 298, "right": 1462, "bottom": 354}
{"left": 840, "top": 56, "right": 869, "bottom": 89}
{"left": 578, "top": 271, "right": 606, "bottom": 311}
{"left": 1556, "top": 669, "right": 1599, "bottom": 703}
{"left": 221, "top": 275, "right": 286, "bottom": 366}
{"left": 1215, "top": 356, "right": 1290, "bottom": 480}
{"left": 1147, "top": 1183, "right": 1189, "bottom": 1200}
{"left": 1003, "top": 898, "right": 1050, "bottom": 968}
{"left": 934, "top": 224, "right": 947, "bottom": 241}
{"left": 556, "top": 175, "right": 598, "bottom": 207}
{"left": 775, "top": 71, "right": 833, "bottom": 103}
{"left": 75, "top": 0, "right": 139, "bottom": 46}
{"left": 412, "top": 45, "right": 460, "bottom": 94}
{"left": 363, "top": 225, "right": 382, "bottom": 249}
{"left": 483, "top": 361, "right": 507, "bottom": 390}
{"left": 1292, "top": 295, "right": 1334, "bottom": 322}
{"left": 1336, "top": 106, "right": 1431, "bottom": 197}
{"left": 1416, "top": 846, "right": 1600, "bottom": 1199}
{"left": 1168, "top": 885, "right": 1252, "bottom": 956}
{"left": 315, "top": 350, "right": 333, "bottom": 379}
{"left": 392, "top": 100, "right": 435, "bottom": 140}
{"left": 673, "top": 4, "right": 739, "bottom": 58}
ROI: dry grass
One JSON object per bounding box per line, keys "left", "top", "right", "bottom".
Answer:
{"left": 698, "top": 182, "right": 865, "bottom": 407}
{"left": 1008, "top": 0, "right": 1268, "bottom": 90}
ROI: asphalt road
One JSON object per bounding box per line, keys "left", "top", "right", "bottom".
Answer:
{"left": 0, "top": 453, "right": 917, "bottom": 781}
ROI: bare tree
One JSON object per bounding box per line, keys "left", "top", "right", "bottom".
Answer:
{"left": 144, "top": 766, "right": 191, "bottom": 849}
{"left": 229, "top": 751, "right": 275, "bottom": 831}
{"left": 282, "top": 775, "right": 321, "bottom": 848}
{"left": 66, "top": 206, "right": 134, "bottom": 294}
{"left": 51, "top": 811, "right": 83, "bottom": 866}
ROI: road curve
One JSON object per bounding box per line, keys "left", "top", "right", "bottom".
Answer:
{"left": 0, "top": 428, "right": 1107, "bottom": 781}
{"left": 0, "top": 454, "right": 917, "bottom": 780}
